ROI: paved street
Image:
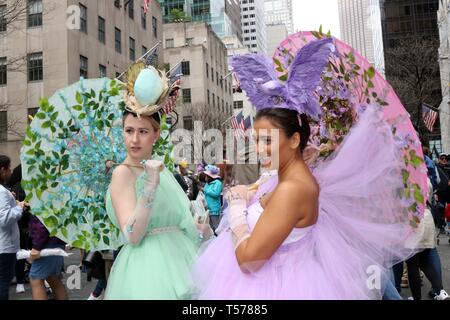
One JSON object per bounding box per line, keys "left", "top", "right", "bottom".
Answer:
{"left": 8, "top": 233, "right": 450, "bottom": 300}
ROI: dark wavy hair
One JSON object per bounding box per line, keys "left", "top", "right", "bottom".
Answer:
{"left": 255, "top": 108, "right": 310, "bottom": 152}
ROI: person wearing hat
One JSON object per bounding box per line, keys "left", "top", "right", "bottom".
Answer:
{"left": 178, "top": 159, "right": 199, "bottom": 201}
{"left": 103, "top": 58, "right": 213, "bottom": 299}
{"left": 202, "top": 165, "right": 223, "bottom": 233}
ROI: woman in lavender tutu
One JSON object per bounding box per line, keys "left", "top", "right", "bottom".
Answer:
{"left": 192, "top": 38, "right": 421, "bottom": 300}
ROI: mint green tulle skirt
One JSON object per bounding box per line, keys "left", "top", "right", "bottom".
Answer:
{"left": 104, "top": 228, "right": 198, "bottom": 300}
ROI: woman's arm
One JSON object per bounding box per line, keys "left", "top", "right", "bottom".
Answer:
{"left": 0, "top": 188, "right": 23, "bottom": 227}
{"left": 232, "top": 181, "right": 318, "bottom": 273}
{"left": 110, "top": 161, "right": 162, "bottom": 246}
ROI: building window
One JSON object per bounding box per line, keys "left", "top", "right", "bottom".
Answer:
{"left": 211, "top": 67, "right": 214, "bottom": 82}
{"left": 99, "top": 64, "right": 106, "bottom": 78}
{"left": 222, "top": 99, "right": 224, "bottom": 112}
{"left": 181, "top": 61, "right": 190, "bottom": 75}
{"left": 141, "top": 6, "right": 147, "bottom": 29}
{"left": 28, "top": 0, "right": 43, "bottom": 28}
{"left": 115, "top": 27, "right": 121, "bottom": 53}
{"left": 128, "top": 0, "right": 134, "bottom": 19}
{"left": 0, "top": 111, "right": 6, "bottom": 141}
{"left": 182, "top": 88, "right": 191, "bottom": 103}
{"left": 183, "top": 116, "right": 193, "bottom": 131}
{"left": 216, "top": 72, "right": 219, "bottom": 86}
{"left": 186, "top": 37, "right": 193, "bottom": 45}
{"left": 98, "top": 16, "right": 105, "bottom": 44}
{"left": 142, "top": 45, "right": 147, "bottom": 56}
{"left": 28, "top": 108, "right": 38, "bottom": 124}
{"left": 234, "top": 101, "right": 243, "bottom": 109}
{"left": 80, "top": 55, "right": 88, "bottom": 78}
{"left": 166, "top": 38, "right": 174, "bottom": 48}
{"left": 212, "top": 93, "right": 215, "bottom": 107}
{"left": 0, "top": 5, "right": 6, "bottom": 32}
{"left": 152, "top": 16, "right": 157, "bottom": 37}
{"left": 28, "top": 52, "right": 43, "bottom": 82}
{"left": 79, "top": 3, "right": 87, "bottom": 33}
{"left": 207, "top": 90, "right": 210, "bottom": 105}
{"left": 129, "top": 37, "right": 135, "bottom": 61}
{"left": 0, "top": 57, "right": 6, "bottom": 85}
{"left": 206, "top": 62, "right": 209, "bottom": 78}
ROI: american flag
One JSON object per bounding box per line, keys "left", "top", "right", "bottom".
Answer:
{"left": 144, "top": 45, "right": 158, "bottom": 66}
{"left": 233, "top": 72, "right": 242, "bottom": 93}
{"left": 231, "top": 111, "right": 246, "bottom": 140}
{"left": 143, "top": 0, "right": 151, "bottom": 13}
{"left": 422, "top": 104, "right": 439, "bottom": 132}
{"left": 168, "top": 62, "right": 183, "bottom": 84}
{"left": 163, "top": 80, "right": 181, "bottom": 114}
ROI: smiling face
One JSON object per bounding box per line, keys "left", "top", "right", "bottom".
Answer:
{"left": 123, "top": 114, "right": 160, "bottom": 162}
{"left": 254, "top": 118, "right": 300, "bottom": 171}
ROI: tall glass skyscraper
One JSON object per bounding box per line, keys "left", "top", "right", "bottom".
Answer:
{"left": 264, "top": 0, "right": 294, "bottom": 34}
{"left": 159, "top": 0, "right": 242, "bottom": 40}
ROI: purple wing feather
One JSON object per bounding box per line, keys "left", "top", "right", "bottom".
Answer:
{"left": 231, "top": 54, "right": 286, "bottom": 110}
{"left": 287, "top": 38, "right": 334, "bottom": 119}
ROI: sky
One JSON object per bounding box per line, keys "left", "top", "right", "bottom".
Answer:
{"left": 292, "top": 0, "right": 341, "bottom": 39}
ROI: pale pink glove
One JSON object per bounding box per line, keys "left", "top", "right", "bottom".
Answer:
{"left": 226, "top": 186, "right": 250, "bottom": 250}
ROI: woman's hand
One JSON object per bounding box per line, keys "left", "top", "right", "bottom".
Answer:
{"left": 142, "top": 160, "right": 164, "bottom": 189}
{"left": 196, "top": 215, "right": 214, "bottom": 240}
{"left": 29, "top": 249, "right": 41, "bottom": 263}
{"left": 225, "top": 185, "right": 248, "bottom": 204}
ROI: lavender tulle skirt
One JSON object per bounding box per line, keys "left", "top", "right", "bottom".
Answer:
{"left": 191, "top": 106, "right": 420, "bottom": 300}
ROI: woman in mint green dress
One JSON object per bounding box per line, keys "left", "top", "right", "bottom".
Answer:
{"left": 104, "top": 63, "right": 212, "bottom": 300}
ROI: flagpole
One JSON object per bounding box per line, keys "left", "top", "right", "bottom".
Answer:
{"left": 116, "top": 41, "right": 162, "bottom": 81}
{"left": 166, "top": 58, "right": 186, "bottom": 76}
{"left": 221, "top": 114, "right": 235, "bottom": 127}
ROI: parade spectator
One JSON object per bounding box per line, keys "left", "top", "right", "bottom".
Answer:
{"left": 423, "top": 147, "right": 438, "bottom": 189}
{"left": 0, "top": 155, "right": 24, "bottom": 300}
{"left": 28, "top": 215, "right": 68, "bottom": 300}
{"left": 202, "top": 165, "right": 223, "bottom": 233}
{"left": 6, "top": 164, "right": 31, "bottom": 294}
{"left": 179, "top": 159, "right": 199, "bottom": 201}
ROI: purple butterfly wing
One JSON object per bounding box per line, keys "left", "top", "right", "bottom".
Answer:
{"left": 231, "top": 54, "right": 284, "bottom": 110}
{"left": 287, "top": 38, "right": 334, "bottom": 119}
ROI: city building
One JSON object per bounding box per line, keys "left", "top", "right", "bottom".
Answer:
{"left": 264, "top": 0, "right": 294, "bottom": 34}
{"left": 0, "top": 0, "right": 163, "bottom": 166}
{"left": 163, "top": 21, "right": 233, "bottom": 131}
{"left": 159, "top": 0, "right": 242, "bottom": 40}
{"left": 338, "top": 0, "right": 385, "bottom": 75}
{"left": 240, "top": 0, "right": 266, "bottom": 53}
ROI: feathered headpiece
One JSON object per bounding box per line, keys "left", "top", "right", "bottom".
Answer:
{"left": 231, "top": 38, "right": 335, "bottom": 120}
{"left": 122, "top": 60, "right": 180, "bottom": 117}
